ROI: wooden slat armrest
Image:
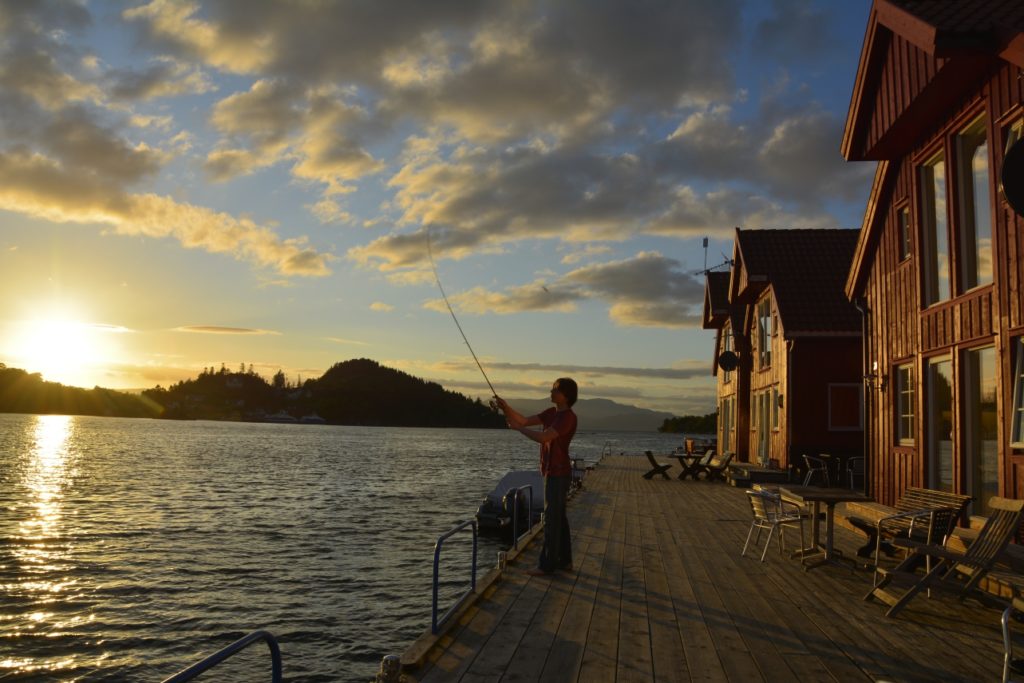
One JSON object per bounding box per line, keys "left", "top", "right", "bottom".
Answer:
{"left": 891, "top": 538, "right": 965, "bottom": 562}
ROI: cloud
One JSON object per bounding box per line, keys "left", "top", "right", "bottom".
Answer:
{"left": 437, "top": 360, "right": 710, "bottom": 381}
{"left": 753, "top": 0, "right": 836, "bottom": 63}
{"left": 423, "top": 251, "right": 704, "bottom": 328}
{"left": 325, "top": 337, "right": 370, "bottom": 346}
{"left": 106, "top": 57, "right": 215, "bottom": 100}
{"left": 174, "top": 326, "right": 281, "bottom": 335}
{"left": 369, "top": 302, "right": 394, "bottom": 312}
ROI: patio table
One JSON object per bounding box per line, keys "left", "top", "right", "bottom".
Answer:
{"left": 779, "top": 485, "right": 869, "bottom": 570}
{"left": 673, "top": 453, "right": 704, "bottom": 480}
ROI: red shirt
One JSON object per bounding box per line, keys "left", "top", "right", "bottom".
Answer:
{"left": 538, "top": 407, "right": 577, "bottom": 477}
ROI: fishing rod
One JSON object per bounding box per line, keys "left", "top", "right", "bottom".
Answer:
{"left": 425, "top": 227, "right": 499, "bottom": 404}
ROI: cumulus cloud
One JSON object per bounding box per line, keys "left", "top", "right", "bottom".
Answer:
{"left": 106, "top": 57, "right": 215, "bottom": 100}
{"left": 424, "top": 251, "right": 704, "bottom": 328}
{"left": 369, "top": 302, "right": 394, "bottom": 312}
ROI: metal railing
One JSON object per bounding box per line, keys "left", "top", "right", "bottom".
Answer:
{"left": 502, "top": 484, "right": 534, "bottom": 549}
{"left": 431, "top": 519, "right": 477, "bottom": 634}
{"left": 160, "top": 630, "right": 282, "bottom": 683}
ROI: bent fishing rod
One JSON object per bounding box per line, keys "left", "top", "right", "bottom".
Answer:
{"left": 425, "top": 227, "right": 499, "bottom": 405}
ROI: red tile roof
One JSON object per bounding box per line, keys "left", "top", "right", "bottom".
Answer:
{"left": 736, "top": 228, "right": 862, "bottom": 335}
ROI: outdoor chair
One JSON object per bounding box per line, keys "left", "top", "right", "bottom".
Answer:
{"left": 847, "top": 487, "right": 971, "bottom": 571}
{"left": 1001, "top": 597, "right": 1024, "bottom": 683}
{"left": 803, "top": 454, "right": 831, "bottom": 487}
{"left": 698, "top": 452, "right": 734, "bottom": 482}
{"left": 742, "top": 489, "right": 806, "bottom": 562}
{"left": 642, "top": 450, "right": 672, "bottom": 480}
{"left": 846, "top": 456, "right": 865, "bottom": 489}
{"left": 864, "top": 496, "right": 1024, "bottom": 618}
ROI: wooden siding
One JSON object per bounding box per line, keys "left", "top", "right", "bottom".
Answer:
{"left": 857, "top": 60, "right": 1024, "bottom": 506}
{"left": 866, "top": 32, "right": 942, "bottom": 155}
{"left": 748, "top": 290, "right": 786, "bottom": 467}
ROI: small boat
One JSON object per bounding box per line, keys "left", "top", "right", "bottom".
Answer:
{"left": 476, "top": 470, "right": 543, "bottom": 538}
{"left": 299, "top": 413, "right": 326, "bottom": 424}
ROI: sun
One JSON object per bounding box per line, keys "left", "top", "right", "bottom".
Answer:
{"left": 5, "top": 312, "right": 118, "bottom": 388}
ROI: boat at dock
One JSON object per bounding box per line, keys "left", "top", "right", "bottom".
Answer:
{"left": 475, "top": 470, "right": 543, "bottom": 538}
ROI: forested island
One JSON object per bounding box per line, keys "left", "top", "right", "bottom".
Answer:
{"left": 658, "top": 411, "right": 717, "bottom": 434}
{"left": 0, "top": 359, "right": 503, "bottom": 428}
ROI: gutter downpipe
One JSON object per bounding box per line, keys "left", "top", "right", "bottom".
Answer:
{"left": 854, "top": 297, "right": 870, "bottom": 497}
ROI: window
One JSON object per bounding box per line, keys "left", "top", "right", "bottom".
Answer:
{"left": 898, "top": 206, "right": 912, "bottom": 260}
{"left": 964, "top": 346, "right": 998, "bottom": 514}
{"left": 927, "top": 358, "right": 954, "bottom": 492}
{"left": 758, "top": 297, "right": 771, "bottom": 367}
{"left": 956, "top": 116, "right": 993, "bottom": 290}
{"left": 1013, "top": 337, "right": 1024, "bottom": 447}
{"left": 921, "top": 153, "right": 950, "bottom": 305}
{"left": 896, "top": 364, "right": 915, "bottom": 444}
{"left": 722, "top": 325, "right": 733, "bottom": 384}
{"left": 720, "top": 396, "right": 734, "bottom": 453}
{"left": 828, "top": 384, "right": 862, "bottom": 431}
{"left": 772, "top": 386, "right": 779, "bottom": 430}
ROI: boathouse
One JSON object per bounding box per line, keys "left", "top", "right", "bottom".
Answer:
{"left": 703, "top": 228, "right": 863, "bottom": 474}
{"left": 841, "top": 0, "right": 1024, "bottom": 514}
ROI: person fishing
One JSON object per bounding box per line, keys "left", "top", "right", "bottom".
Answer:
{"left": 495, "top": 378, "right": 578, "bottom": 576}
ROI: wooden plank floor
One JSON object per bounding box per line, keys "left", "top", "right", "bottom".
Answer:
{"left": 409, "top": 456, "right": 1008, "bottom": 682}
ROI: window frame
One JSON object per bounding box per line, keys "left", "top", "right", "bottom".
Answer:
{"left": 771, "top": 386, "right": 780, "bottom": 431}
{"left": 895, "top": 363, "right": 916, "bottom": 445}
{"left": 757, "top": 296, "right": 772, "bottom": 368}
{"left": 722, "top": 323, "right": 733, "bottom": 384}
{"left": 919, "top": 150, "right": 951, "bottom": 307}
{"left": 954, "top": 114, "right": 994, "bottom": 293}
{"left": 897, "top": 204, "right": 912, "bottom": 261}
{"left": 1012, "top": 337, "right": 1024, "bottom": 448}
{"left": 828, "top": 383, "right": 864, "bottom": 432}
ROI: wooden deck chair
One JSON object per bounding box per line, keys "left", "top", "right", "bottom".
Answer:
{"left": 864, "top": 496, "right": 1024, "bottom": 618}
{"left": 698, "top": 452, "right": 734, "bottom": 482}
{"left": 642, "top": 450, "right": 672, "bottom": 480}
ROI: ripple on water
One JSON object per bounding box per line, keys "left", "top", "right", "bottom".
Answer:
{"left": 0, "top": 415, "right": 685, "bottom": 681}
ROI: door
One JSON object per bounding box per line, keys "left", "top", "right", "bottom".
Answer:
{"left": 964, "top": 347, "right": 998, "bottom": 514}
{"left": 927, "top": 358, "right": 954, "bottom": 492}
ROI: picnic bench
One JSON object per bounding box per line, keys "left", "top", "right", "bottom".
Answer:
{"left": 697, "top": 452, "right": 734, "bottom": 482}
{"left": 845, "top": 486, "right": 972, "bottom": 563}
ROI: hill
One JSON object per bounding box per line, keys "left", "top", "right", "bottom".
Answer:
{"left": 508, "top": 397, "right": 676, "bottom": 432}
{"left": 0, "top": 364, "right": 160, "bottom": 417}
{"left": 142, "top": 358, "right": 505, "bottom": 428}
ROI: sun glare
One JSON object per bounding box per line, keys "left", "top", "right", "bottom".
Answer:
{"left": 5, "top": 313, "right": 119, "bottom": 388}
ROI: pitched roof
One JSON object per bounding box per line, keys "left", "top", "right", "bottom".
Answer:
{"left": 735, "top": 228, "right": 862, "bottom": 335}
{"left": 885, "top": 0, "right": 1024, "bottom": 45}
{"left": 702, "top": 271, "right": 731, "bottom": 329}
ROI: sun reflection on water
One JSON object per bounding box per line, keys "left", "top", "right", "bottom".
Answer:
{"left": 19, "top": 415, "right": 73, "bottom": 554}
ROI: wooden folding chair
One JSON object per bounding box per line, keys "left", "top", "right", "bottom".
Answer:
{"left": 864, "top": 496, "right": 1024, "bottom": 618}
{"left": 642, "top": 450, "right": 672, "bottom": 480}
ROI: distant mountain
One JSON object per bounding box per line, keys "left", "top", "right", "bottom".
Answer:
{"left": 507, "top": 397, "right": 676, "bottom": 432}
{"left": 0, "top": 363, "right": 160, "bottom": 417}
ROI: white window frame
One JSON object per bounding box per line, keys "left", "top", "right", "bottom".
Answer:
{"left": 896, "top": 363, "right": 915, "bottom": 445}
{"left": 1013, "top": 337, "right": 1024, "bottom": 448}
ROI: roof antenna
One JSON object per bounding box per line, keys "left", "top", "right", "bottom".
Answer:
{"left": 702, "top": 236, "right": 708, "bottom": 273}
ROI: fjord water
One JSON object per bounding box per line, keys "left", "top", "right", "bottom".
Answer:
{"left": 1, "top": 413, "right": 684, "bottom": 682}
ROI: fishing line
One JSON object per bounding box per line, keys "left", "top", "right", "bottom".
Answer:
{"left": 425, "top": 227, "right": 499, "bottom": 401}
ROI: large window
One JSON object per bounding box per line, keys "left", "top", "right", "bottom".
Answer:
{"left": 1013, "top": 337, "right": 1024, "bottom": 448}
{"left": 921, "top": 153, "right": 950, "bottom": 305}
{"left": 896, "top": 363, "right": 915, "bottom": 444}
{"left": 898, "top": 206, "right": 912, "bottom": 261}
{"left": 757, "top": 297, "right": 771, "bottom": 368}
{"left": 771, "top": 387, "right": 779, "bottom": 430}
{"left": 956, "top": 116, "right": 993, "bottom": 290}
{"left": 927, "top": 358, "right": 954, "bottom": 492}
{"left": 964, "top": 346, "right": 998, "bottom": 514}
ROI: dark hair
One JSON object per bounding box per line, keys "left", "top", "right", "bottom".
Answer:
{"left": 555, "top": 377, "right": 578, "bottom": 406}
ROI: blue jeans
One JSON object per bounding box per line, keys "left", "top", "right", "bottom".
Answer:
{"left": 539, "top": 475, "right": 572, "bottom": 573}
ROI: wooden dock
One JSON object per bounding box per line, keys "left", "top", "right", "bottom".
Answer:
{"left": 405, "top": 455, "right": 1009, "bottom": 682}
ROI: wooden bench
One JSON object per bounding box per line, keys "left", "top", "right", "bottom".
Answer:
{"left": 642, "top": 450, "right": 672, "bottom": 480}
{"left": 845, "top": 487, "right": 972, "bottom": 561}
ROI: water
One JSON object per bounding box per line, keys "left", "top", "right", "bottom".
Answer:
{"left": 0, "top": 414, "right": 684, "bottom": 681}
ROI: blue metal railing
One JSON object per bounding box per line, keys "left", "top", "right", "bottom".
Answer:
{"left": 160, "top": 630, "right": 282, "bottom": 683}
{"left": 502, "top": 484, "right": 534, "bottom": 549}
{"left": 431, "top": 519, "right": 477, "bottom": 634}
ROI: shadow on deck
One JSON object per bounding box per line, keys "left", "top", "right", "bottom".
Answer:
{"left": 406, "top": 455, "right": 1008, "bottom": 682}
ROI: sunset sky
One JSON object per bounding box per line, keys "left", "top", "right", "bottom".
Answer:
{"left": 0, "top": 0, "right": 875, "bottom": 414}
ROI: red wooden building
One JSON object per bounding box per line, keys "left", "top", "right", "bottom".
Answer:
{"left": 842, "top": 0, "right": 1024, "bottom": 514}
{"left": 703, "top": 228, "right": 863, "bottom": 474}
